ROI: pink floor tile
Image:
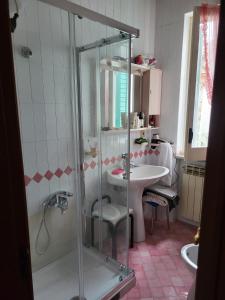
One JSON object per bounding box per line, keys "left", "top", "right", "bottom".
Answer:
{"left": 175, "top": 286, "right": 189, "bottom": 297}
{"left": 171, "top": 276, "right": 185, "bottom": 287}
{"left": 126, "top": 221, "right": 195, "bottom": 300}
{"left": 151, "top": 287, "right": 165, "bottom": 298}
{"left": 137, "top": 279, "right": 150, "bottom": 288}
{"left": 148, "top": 278, "right": 162, "bottom": 288}
{"left": 162, "top": 286, "right": 177, "bottom": 297}
{"left": 139, "top": 288, "right": 152, "bottom": 298}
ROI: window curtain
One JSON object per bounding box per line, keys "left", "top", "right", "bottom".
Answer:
{"left": 200, "top": 4, "right": 220, "bottom": 104}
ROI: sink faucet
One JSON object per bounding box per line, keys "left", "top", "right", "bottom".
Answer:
{"left": 121, "top": 152, "right": 129, "bottom": 168}
{"left": 121, "top": 153, "right": 130, "bottom": 179}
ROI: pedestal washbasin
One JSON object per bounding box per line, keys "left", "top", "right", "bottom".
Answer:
{"left": 107, "top": 165, "right": 169, "bottom": 242}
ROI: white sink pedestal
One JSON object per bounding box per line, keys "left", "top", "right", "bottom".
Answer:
{"left": 107, "top": 165, "right": 169, "bottom": 243}
{"left": 129, "top": 186, "right": 146, "bottom": 242}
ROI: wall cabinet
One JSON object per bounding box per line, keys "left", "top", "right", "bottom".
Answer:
{"left": 141, "top": 68, "right": 162, "bottom": 124}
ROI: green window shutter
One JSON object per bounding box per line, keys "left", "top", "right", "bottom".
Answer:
{"left": 115, "top": 72, "right": 128, "bottom": 127}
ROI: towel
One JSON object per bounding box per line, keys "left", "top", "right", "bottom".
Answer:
{"left": 143, "top": 193, "right": 168, "bottom": 207}
{"left": 143, "top": 184, "right": 179, "bottom": 211}
{"left": 147, "top": 184, "right": 177, "bottom": 198}
{"left": 157, "top": 142, "right": 174, "bottom": 186}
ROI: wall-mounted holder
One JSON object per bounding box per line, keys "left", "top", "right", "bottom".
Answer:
{"left": 84, "top": 137, "right": 98, "bottom": 158}
{"left": 134, "top": 130, "right": 149, "bottom": 147}
{"left": 85, "top": 147, "right": 97, "bottom": 158}
{"left": 21, "top": 46, "right": 32, "bottom": 58}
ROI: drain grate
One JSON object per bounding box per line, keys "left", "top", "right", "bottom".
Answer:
{"left": 70, "top": 297, "right": 87, "bottom": 300}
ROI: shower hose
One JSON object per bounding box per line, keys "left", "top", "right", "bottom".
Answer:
{"left": 35, "top": 204, "right": 51, "bottom": 255}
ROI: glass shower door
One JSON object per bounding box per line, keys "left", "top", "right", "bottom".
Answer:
{"left": 73, "top": 14, "right": 134, "bottom": 300}
{"left": 12, "top": 0, "right": 135, "bottom": 298}
{"left": 11, "top": 2, "right": 83, "bottom": 300}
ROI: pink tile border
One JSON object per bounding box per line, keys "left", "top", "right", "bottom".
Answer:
{"left": 24, "top": 150, "right": 160, "bottom": 186}
{"left": 24, "top": 165, "right": 74, "bottom": 187}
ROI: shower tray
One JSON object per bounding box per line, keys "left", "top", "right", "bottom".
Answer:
{"left": 32, "top": 247, "right": 135, "bottom": 300}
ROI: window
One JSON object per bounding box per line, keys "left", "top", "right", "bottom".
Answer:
{"left": 176, "top": 12, "right": 193, "bottom": 157}
{"left": 114, "top": 72, "right": 129, "bottom": 128}
{"left": 177, "top": 5, "right": 219, "bottom": 161}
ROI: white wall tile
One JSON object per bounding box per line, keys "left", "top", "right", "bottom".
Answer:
{"left": 49, "top": 176, "right": 60, "bottom": 194}
{"left": 47, "top": 140, "right": 58, "bottom": 171}
{"left": 56, "top": 104, "right": 67, "bottom": 139}
{"left": 45, "top": 104, "right": 57, "bottom": 140}
{"left": 26, "top": 181, "right": 41, "bottom": 216}
{"left": 57, "top": 139, "right": 68, "bottom": 170}
{"left": 33, "top": 103, "right": 47, "bottom": 141}
{"left": 20, "top": 103, "right": 35, "bottom": 142}
{"left": 36, "top": 141, "right": 49, "bottom": 174}
{"left": 22, "top": 141, "right": 37, "bottom": 176}
{"left": 50, "top": 6, "right": 65, "bottom": 70}
{"left": 42, "top": 66, "right": 55, "bottom": 103}
{"left": 29, "top": 62, "right": 44, "bottom": 103}
{"left": 54, "top": 67, "right": 67, "bottom": 103}
{"left": 14, "top": 58, "right": 32, "bottom": 103}
{"left": 38, "top": 3, "right": 54, "bottom": 69}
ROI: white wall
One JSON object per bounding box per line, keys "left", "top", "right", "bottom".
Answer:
{"left": 73, "top": 0, "right": 156, "bottom": 56}
{"left": 154, "top": 0, "right": 218, "bottom": 145}
{"left": 12, "top": 0, "right": 156, "bottom": 270}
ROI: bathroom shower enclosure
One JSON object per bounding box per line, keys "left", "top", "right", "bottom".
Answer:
{"left": 11, "top": 0, "right": 139, "bottom": 299}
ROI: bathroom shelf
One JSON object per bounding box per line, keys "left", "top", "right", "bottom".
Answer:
{"left": 101, "top": 127, "right": 159, "bottom": 135}
{"left": 100, "top": 58, "right": 151, "bottom": 76}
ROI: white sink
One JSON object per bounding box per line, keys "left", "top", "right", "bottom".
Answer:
{"left": 107, "top": 165, "right": 169, "bottom": 242}
{"left": 107, "top": 165, "right": 168, "bottom": 188}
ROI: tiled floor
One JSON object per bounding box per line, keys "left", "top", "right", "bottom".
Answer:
{"left": 123, "top": 221, "right": 196, "bottom": 300}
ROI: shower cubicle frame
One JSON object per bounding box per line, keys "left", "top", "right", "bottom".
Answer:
{"left": 39, "top": 0, "right": 139, "bottom": 299}
{"left": 39, "top": 0, "right": 139, "bottom": 38}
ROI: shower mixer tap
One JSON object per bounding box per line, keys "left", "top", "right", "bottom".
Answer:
{"left": 43, "top": 191, "right": 73, "bottom": 214}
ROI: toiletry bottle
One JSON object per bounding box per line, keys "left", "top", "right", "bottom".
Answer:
{"left": 139, "top": 112, "right": 145, "bottom": 128}
{"left": 149, "top": 115, "right": 155, "bottom": 127}
{"left": 134, "top": 112, "right": 139, "bottom": 128}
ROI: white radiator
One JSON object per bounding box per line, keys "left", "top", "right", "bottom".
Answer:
{"left": 179, "top": 164, "right": 205, "bottom": 223}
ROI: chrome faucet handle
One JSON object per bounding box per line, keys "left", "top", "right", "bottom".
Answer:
{"left": 58, "top": 191, "right": 73, "bottom": 197}
{"left": 43, "top": 191, "right": 73, "bottom": 214}
{"left": 121, "top": 153, "right": 128, "bottom": 159}
{"left": 57, "top": 194, "right": 69, "bottom": 214}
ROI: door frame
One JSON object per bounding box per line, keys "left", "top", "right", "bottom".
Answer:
{"left": 1, "top": 0, "right": 225, "bottom": 299}
{"left": 184, "top": 7, "right": 208, "bottom": 161}
{"left": 195, "top": 1, "right": 225, "bottom": 299}
{"left": 0, "top": 1, "right": 33, "bottom": 299}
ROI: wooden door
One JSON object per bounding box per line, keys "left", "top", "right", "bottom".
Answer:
{"left": 196, "top": 1, "right": 225, "bottom": 299}
{"left": 0, "top": 1, "right": 34, "bottom": 299}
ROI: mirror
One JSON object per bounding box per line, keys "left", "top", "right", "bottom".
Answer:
{"left": 100, "top": 66, "right": 142, "bottom": 130}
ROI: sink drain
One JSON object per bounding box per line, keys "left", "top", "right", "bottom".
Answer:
{"left": 70, "top": 297, "right": 87, "bottom": 300}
